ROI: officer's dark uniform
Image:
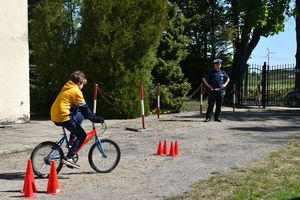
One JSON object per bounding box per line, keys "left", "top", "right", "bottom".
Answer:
{"left": 204, "top": 65, "right": 229, "bottom": 121}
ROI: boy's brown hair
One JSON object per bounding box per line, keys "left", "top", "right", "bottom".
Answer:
{"left": 70, "top": 71, "right": 87, "bottom": 85}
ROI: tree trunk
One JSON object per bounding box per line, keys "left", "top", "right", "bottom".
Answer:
{"left": 296, "top": 0, "right": 300, "bottom": 89}
{"left": 230, "top": 45, "right": 247, "bottom": 104}
{"left": 229, "top": 0, "right": 262, "bottom": 103}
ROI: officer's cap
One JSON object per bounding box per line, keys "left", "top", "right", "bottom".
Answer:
{"left": 213, "top": 59, "right": 222, "bottom": 64}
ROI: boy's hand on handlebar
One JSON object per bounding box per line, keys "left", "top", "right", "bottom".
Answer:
{"left": 101, "top": 121, "right": 106, "bottom": 127}
{"left": 96, "top": 116, "right": 105, "bottom": 123}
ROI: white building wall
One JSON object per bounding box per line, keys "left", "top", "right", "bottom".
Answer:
{"left": 0, "top": 0, "right": 30, "bottom": 123}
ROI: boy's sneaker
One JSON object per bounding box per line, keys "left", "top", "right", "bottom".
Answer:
{"left": 62, "top": 157, "right": 80, "bottom": 169}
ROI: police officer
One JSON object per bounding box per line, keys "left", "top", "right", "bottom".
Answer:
{"left": 202, "top": 59, "right": 230, "bottom": 122}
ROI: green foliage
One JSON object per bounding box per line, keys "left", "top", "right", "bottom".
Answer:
{"left": 170, "top": 0, "right": 232, "bottom": 57}
{"left": 225, "top": 0, "right": 291, "bottom": 95}
{"left": 30, "top": 0, "right": 80, "bottom": 116}
{"left": 79, "top": 0, "right": 167, "bottom": 118}
{"left": 180, "top": 100, "right": 205, "bottom": 112}
{"left": 169, "top": 0, "right": 232, "bottom": 94}
{"left": 30, "top": 0, "right": 167, "bottom": 118}
{"left": 151, "top": 4, "right": 191, "bottom": 113}
{"left": 167, "top": 139, "right": 300, "bottom": 200}
{"left": 226, "top": 0, "right": 290, "bottom": 37}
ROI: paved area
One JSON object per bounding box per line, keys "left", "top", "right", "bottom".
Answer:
{"left": 0, "top": 106, "right": 299, "bottom": 157}
{"left": 0, "top": 117, "right": 129, "bottom": 156}
{"left": 0, "top": 107, "right": 300, "bottom": 199}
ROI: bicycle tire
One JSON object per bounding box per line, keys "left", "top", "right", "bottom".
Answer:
{"left": 30, "top": 141, "right": 64, "bottom": 178}
{"left": 88, "top": 138, "right": 121, "bottom": 173}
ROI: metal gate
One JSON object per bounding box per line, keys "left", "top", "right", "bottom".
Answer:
{"left": 240, "top": 62, "right": 295, "bottom": 107}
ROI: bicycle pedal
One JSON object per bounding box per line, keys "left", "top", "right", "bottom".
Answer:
{"left": 66, "top": 165, "right": 74, "bottom": 169}
{"left": 62, "top": 159, "right": 80, "bottom": 169}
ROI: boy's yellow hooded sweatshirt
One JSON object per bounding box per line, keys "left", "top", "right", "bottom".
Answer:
{"left": 51, "top": 80, "right": 85, "bottom": 122}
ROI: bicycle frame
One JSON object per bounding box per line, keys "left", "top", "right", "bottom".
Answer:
{"left": 77, "top": 128, "right": 107, "bottom": 158}
{"left": 48, "top": 131, "right": 68, "bottom": 162}
{"left": 30, "top": 84, "right": 121, "bottom": 178}
{"left": 51, "top": 84, "right": 108, "bottom": 161}
{"left": 51, "top": 126, "right": 108, "bottom": 159}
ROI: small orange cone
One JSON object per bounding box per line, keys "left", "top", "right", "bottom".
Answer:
{"left": 163, "top": 140, "right": 168, "bottom": 155}
{"left": 168, "top": 141, "right": 176, "bottom": 157}
{"left": 46, "top": 161, "right": 62, "bottom": 195}
{"left": 174, "top": 140, "right": 179, "bottom": 156}
{"left": 22, "top": 175, "right": 36, "bottom": 198}
{"left": 157, "top": 141, "right": 163, "bottom": 155}
{"left": 22, "top": 160, "right": 37, "bottom": 198}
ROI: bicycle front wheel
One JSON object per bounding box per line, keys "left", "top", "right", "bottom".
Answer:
{"left": 30, "top": 141, "right": 64, "bottom": 178}
{"left": 88, "top": 139, "right": 121, "bottom": 173}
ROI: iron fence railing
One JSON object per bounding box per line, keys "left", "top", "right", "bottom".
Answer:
{"left": 240, "top": 63, "right": 295, "bottom": 107}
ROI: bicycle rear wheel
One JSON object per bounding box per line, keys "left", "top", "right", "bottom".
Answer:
{"left": 30, "top": 141, "right": 64, "bottom": 178}
{"left": 88, "top": 139, "right": 121, "bottom": 173}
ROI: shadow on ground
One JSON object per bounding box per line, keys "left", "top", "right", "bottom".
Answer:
{"left": 229, "top": 125, "right": 300, "bottom": 133}
{"left": 222, "top": 109, "right": 300, "bottom": 123}
{"left": 0, "top": 172, "right": 25, "bottom": 180}
{"left": 173, "top": 109, "right": 300, "bottom": 123}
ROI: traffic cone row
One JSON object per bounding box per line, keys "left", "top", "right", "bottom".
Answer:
{"left": 22, "top": 160, "right": 62, "bottom": 198}
{"left": 157, "top": 140, "right": 180, "bottom": 156}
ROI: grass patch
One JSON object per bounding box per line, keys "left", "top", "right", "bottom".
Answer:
{"left": 166, "top": 138, "right": 300, "bottom": 200}
{"left": 180, "top": 100, "right": 207, "bottom": 112}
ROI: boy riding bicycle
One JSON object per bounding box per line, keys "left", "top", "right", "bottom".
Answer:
{"left": 50, "top": 71, "right": 104, "bottom": 169}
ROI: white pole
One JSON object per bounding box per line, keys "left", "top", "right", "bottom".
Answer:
{"left": 157, "top": 83, "right": 160, "bottom": 119}
{"left": 140, "top": 85, "right": 145, "bottom": 129}
{"left": 233, "top": 84, "right": 236, "bottom": 112}
{"left": 92, "top": 84, "right": 98, "bottom": 129}
{"left": 200, "top": 83, "right": 203, "bottom": 114}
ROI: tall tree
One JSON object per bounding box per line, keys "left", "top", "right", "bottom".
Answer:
{"left": 30, "top": 0, "right": 81, "bottom": 116}
{"left": 169, "top": 0, "right": 232, "bottom": 93}
{"left": 227, "top": 0, "right": 291, "bottom": 98}
{"left": 296, "top": 0, "right": 300, "bottom": 89}
{"left": 152, "top": 3, "right": 191, "bottom": 113}
{"left": 170, "top": 0, "right": 230, "bottom": 58}
{"left": 79, "top": 0, "right": 167, "bottom": 118}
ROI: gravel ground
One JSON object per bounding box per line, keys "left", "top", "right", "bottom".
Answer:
{"left": 0, "top": 107, "right": 300, "bottom": 199}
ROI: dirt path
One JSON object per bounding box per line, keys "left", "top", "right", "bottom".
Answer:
{"left": 0, "top": 107, "right": 299, "bottom": 199}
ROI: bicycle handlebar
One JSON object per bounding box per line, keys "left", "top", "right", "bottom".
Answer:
{"left": 101, "top": 122, "right": 107, "bottom": 130}
{"left": 98, "top": 121, "right": 107, "bottom": 134}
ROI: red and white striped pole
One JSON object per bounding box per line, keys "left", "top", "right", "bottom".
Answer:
{"left": 140, "top": 85, "right": 145, "bottom": 129}
{"left": 200, "top": 83, "right": 204, "bottom": 114}
{"left": 157, "top": 83, "right": 160, "bottom": 119}
{"left": 233, "top": 84, "right": 236, "bottom": 112}
{"left": 92, "top": 84, "right": 98, "bottom": 129}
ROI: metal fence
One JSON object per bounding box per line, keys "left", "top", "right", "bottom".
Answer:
{"left": 240, "top": 62, "right": 295, "bottom": 107}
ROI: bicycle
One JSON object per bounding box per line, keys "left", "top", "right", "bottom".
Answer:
{"left": 30, "top": 122, "right": 121, "bottom": 178}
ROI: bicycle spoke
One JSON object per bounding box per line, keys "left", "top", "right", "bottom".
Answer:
{"left": 30, "top": 141, "right": 64, "bottom": 177}
{"left": 88, "top": 139, "right": 120, "bottom": 173}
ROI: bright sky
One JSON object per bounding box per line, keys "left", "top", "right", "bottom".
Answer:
{"left": 248, "top": 17, "right": 296, "bottom": 65}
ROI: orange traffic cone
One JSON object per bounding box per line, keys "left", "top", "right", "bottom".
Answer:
{"left": 22, "top": 175, "right": 36, "bottom": 198}
{"left": 174, "top": 140, "right": 179, "bottom": 156}
{"left": 22, "top": 159, "right": 37, "bottom": 198}
{"left": 157, "top": 141, "right": 163, "bottom": 156}
{"left": 46, "top": 161, "right": 62, "bottom": 195}
{"left": 163, "top": 140, "right": 168, "bottom": 155}
{"left": 169, "top": 141, "right": 176, "bottom": 157}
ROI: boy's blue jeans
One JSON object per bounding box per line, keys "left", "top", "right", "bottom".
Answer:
{"left": 54, "top": 112, "right": 87, "bottom": 158}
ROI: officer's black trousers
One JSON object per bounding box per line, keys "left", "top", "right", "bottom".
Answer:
{"left": 205, "top": 91, "right": 223, "bottom": 120}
